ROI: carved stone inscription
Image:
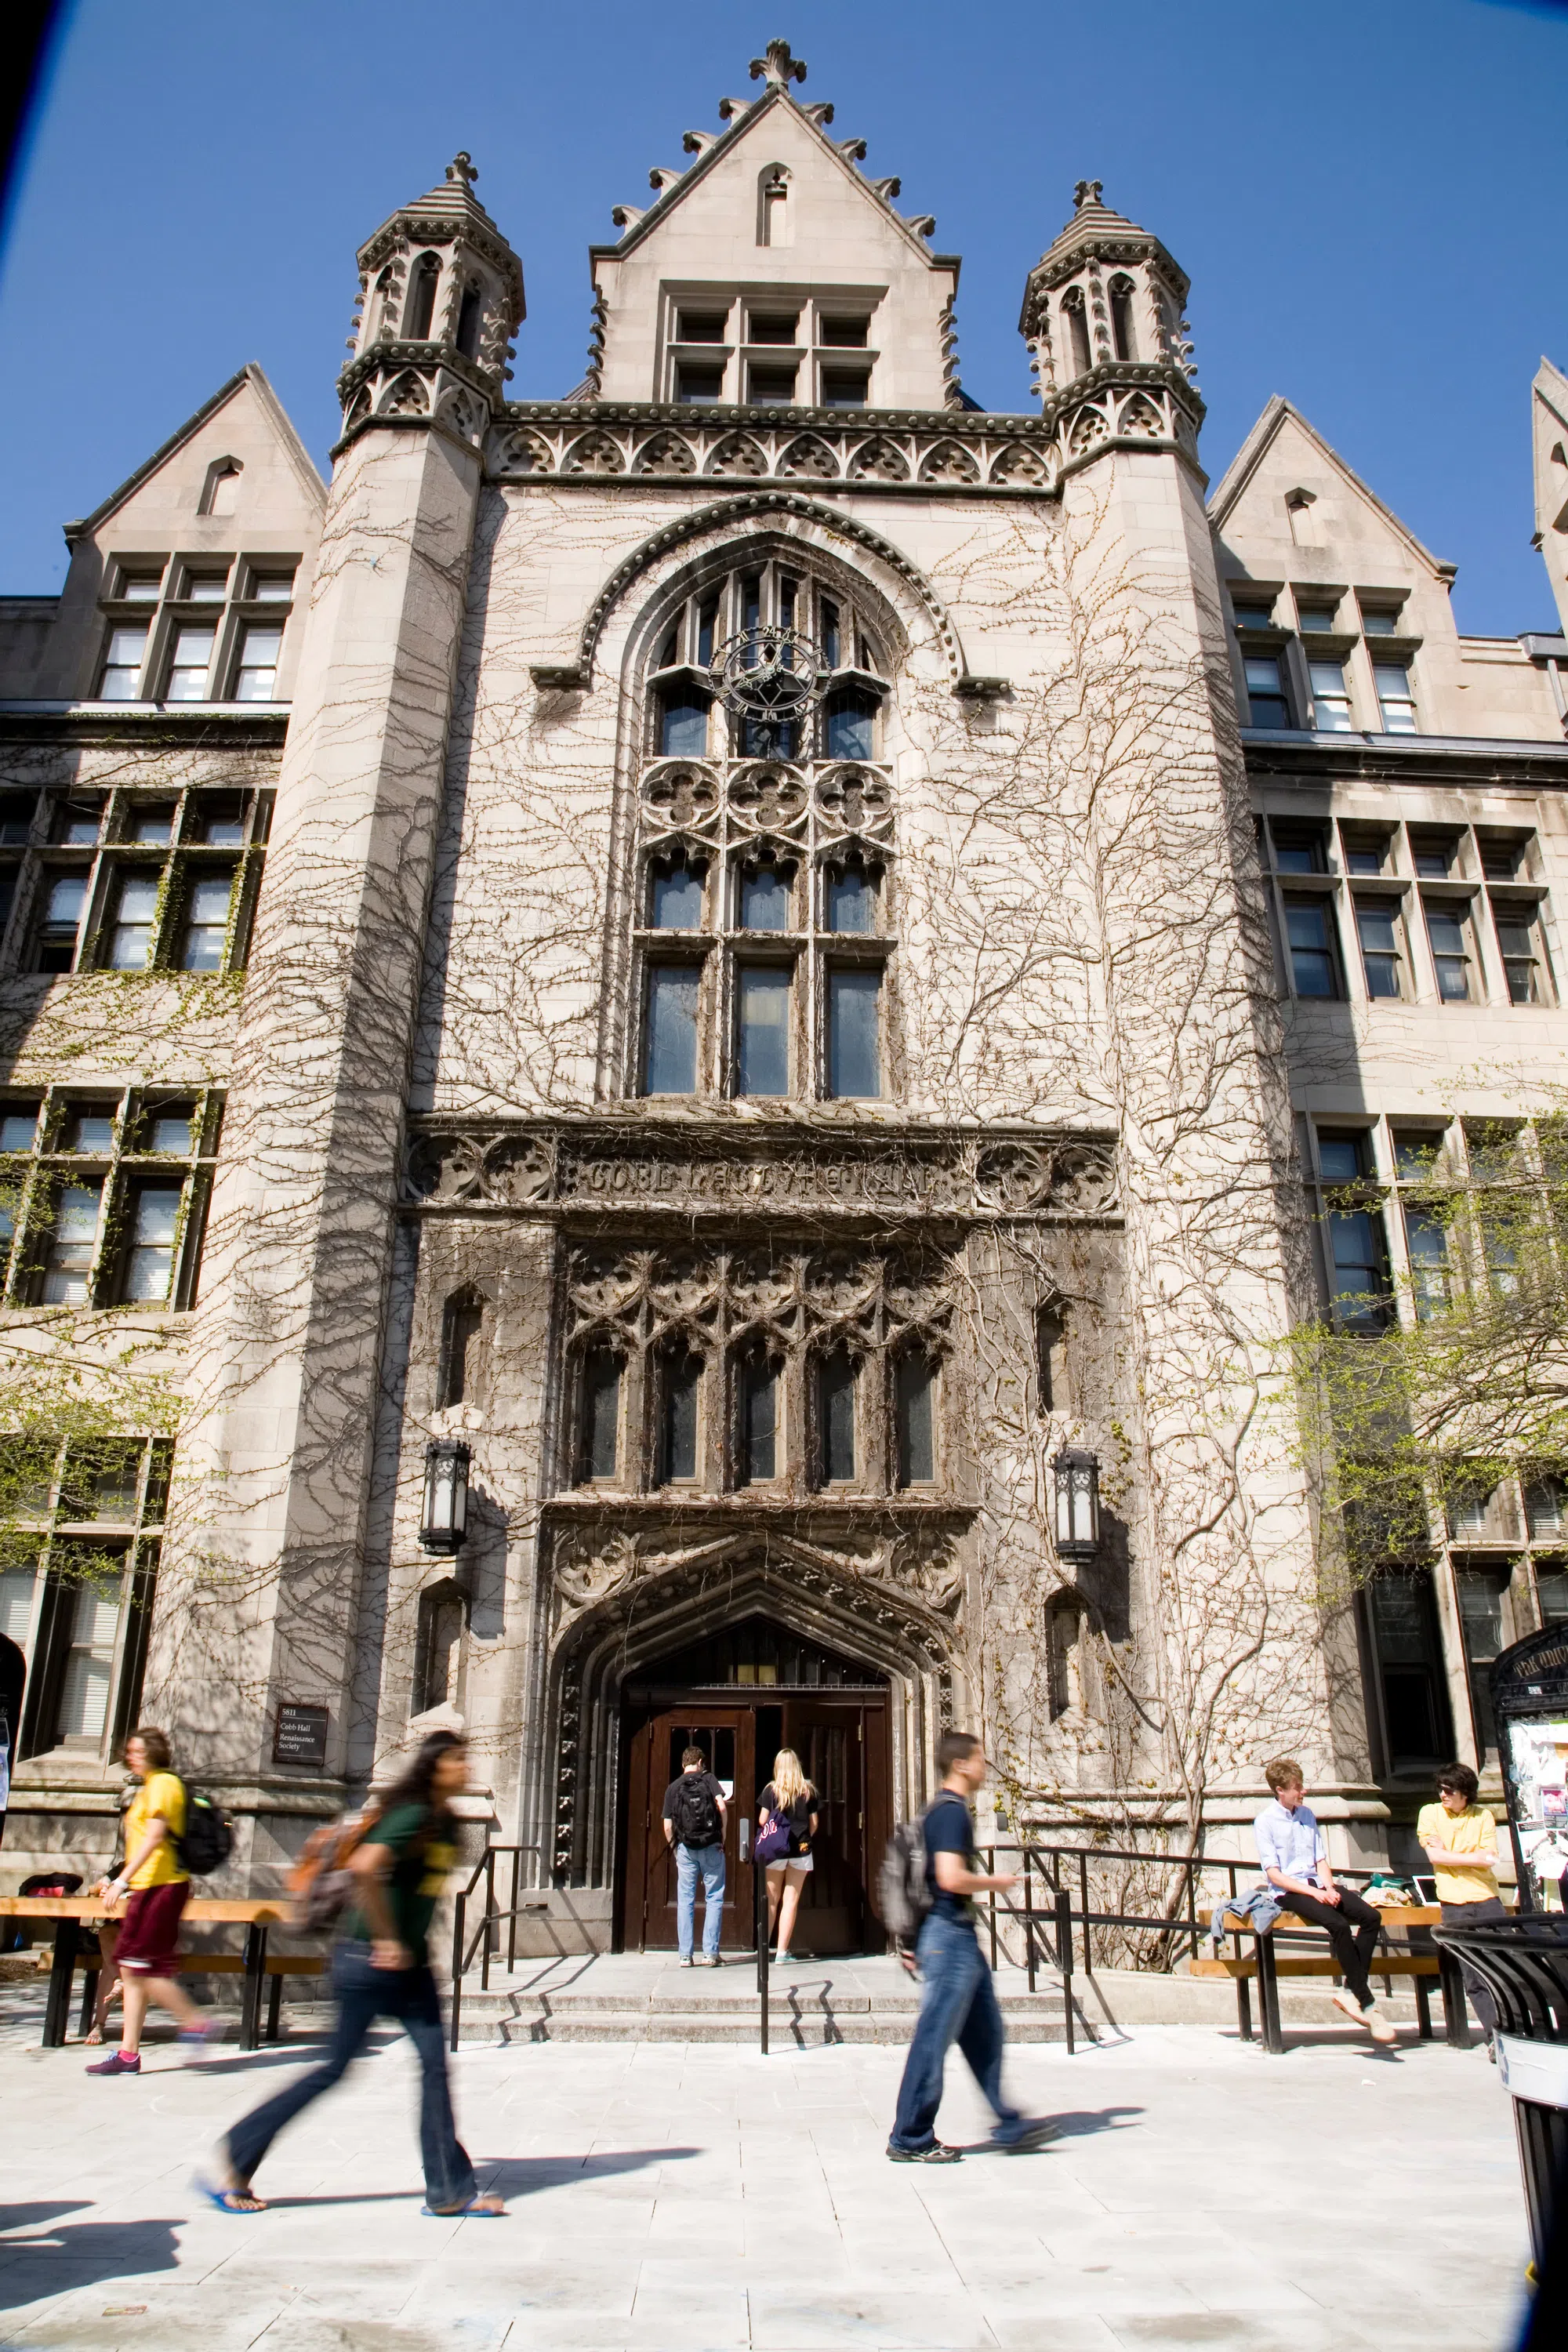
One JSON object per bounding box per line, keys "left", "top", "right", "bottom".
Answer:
{"left": 405, "top": 1126, "right": 1117, "bottom": 1220}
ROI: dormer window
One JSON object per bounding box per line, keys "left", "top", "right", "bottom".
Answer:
{"left": 1108, "top": 276, "right": 1137, "bottom": 362}
{"left": 405, "top": 253, "right": 441, "bottom": 341}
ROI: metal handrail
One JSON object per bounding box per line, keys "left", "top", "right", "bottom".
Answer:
{"left": 448, "top": 1843, "right": 543, "bottom": 2051}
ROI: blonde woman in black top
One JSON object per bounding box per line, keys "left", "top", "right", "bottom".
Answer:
{"left": 757, "top": 1748, "right": 818, "bottom": 1965}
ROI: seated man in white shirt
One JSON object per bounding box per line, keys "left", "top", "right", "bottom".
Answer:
{"left": 1254, "top": 1756, "right": 1396, "bottom": 2045}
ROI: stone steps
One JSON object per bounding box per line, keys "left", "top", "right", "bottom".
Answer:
{"left": 449, "top": 1958, "right": 1071, "bottom": 2046}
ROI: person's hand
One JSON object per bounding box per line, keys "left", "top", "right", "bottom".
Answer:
{"left": 993, "top": 1871, "right": 1021, "bottom": 1894}
{"left": 1319, "top": 1886, "right": 1342, "bottom": 1907}
{"left": 370, "top": 1938, "right": 412, "bottom": 1972}
{"left": 103, "top": 1878, "right": 130, "bottom": 1910}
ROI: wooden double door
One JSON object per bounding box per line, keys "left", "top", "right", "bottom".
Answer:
{"left": 621, "top": 1694, "right": 890, "bottom": 1954}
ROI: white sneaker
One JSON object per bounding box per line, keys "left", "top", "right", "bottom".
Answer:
{"left": 1330, "top": 1989, "right": 1363, "bottom": 2025}
{"left": 1362, "top": 2002, "right": 1398, "bottom": 2045}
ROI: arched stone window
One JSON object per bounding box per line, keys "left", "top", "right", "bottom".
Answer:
{"left": 437, "top": 1287, "right": 485, "bottom": 1409}
{"left": 757, "top": 162, "right": 790, "bottom": 248}
{"left": 630, "top": 551, "right": 897, "bottom": 1104}
{"left": 1108, "top": 275, "right": 1137, "bottom": 363}
{"left": 1047, "top": 1592, "right": 1086, "bottom": 1718}
{"left": 1062, "top": 287, "right": 1092, "bottom": 379}
{"left": 413, "top": 1580, "right": 466, "bottom": 1717}
{"left": 198, "top": 459, "right": 242, "bottom": 518}
{"left": 405, "top": 252, "right": 441, "bottom": 340}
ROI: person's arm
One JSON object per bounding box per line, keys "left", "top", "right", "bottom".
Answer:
{"left": 662, "top": 1813, "right": 675, "bottom": 1849}
{"left": 347, "top": 1837, "right": 408, "bottom": 1969}
{"left": 105, "top": 1813, "right": 171, "bottom": 1902}
{"left": 1422, "top": 1820, "right": 1498, "bottom": 1871}
{"left": 933, "top": 1851, "right": 1018, "bottom": 1897}
{"left": 1257, "top": 1814, "right": 1334, "bottom": 1904}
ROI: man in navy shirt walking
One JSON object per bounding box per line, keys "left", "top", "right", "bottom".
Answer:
{"left": 887, "top": 1730, "right": 1056, "bottom": 2163}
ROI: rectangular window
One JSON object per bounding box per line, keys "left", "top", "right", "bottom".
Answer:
{"left": 826, "top": 868, "right": 877, "bottom": 932}
{"left": 1456, "top": 1569, "right": 1506, "bottom": 1755}
{"left": 1410, "top": 833, "right": 1456, "bottom": 879}
{"left": 749, "top": 311, "right": 800, "bottom": 345}
{"left": 1360, "top": 608, "right": 1402, "bottom": 636}
{"left": 579, "top": 1348, "right": 621, "bottom": 1482}
{"left": 129, "top": 808, "right": 175, "bottom": 844}
{"left": 42, "top": 1181, "right": 103, "bottom": 1304}
{"left": 1270, "top": 826, "right": 1327, "bottom": 875}
{"left": 677, "top": 311, "right": 727, "bottom": 343}
{"left": 53, "top": 1575, "right": 123, "bottom": 1743}
{"left": 116, "top": 571, "right": 163, "bottom": 603}
{"left": 644, "top": 964, "right": 699, "bottom": 1094}
{"left": 0, "top": 1561, "right": 36, "bottom": 1644}
{"left": 676, "top": 365, "right": 724, "bottom": 404}
{"left": 1282, "top": 898, "right": 1341, "bottom": 998}
{"left": 107, "top": 873, "right": 160, "bottom": 971}
{"left": 180, "top": 872, "right": 235, "bottom": 971}
{"left": 1297, "top": 604, "right": 1338, "bottom": 633}
{"left": 1492, "top": 903, "right": 1548, "bottom": 1004}
{"left": 248, "top": 570, "right": 296, "bottom": 602}
{"left": 827, "top": 967, "right": 881, "bottom": 1096}
{"left": 650, "top": 855, "right": 704, "bottom": 927}
{"left": 818, "top": 316, "right": 869, "bottom": 347}
{"left": 1325, "top": 1203, "right": 1391, "bottom": 1329}
{"left": 1308, "top": 659, "right": 1354, "bottom": 731}
{"left": 1354, "top": 901, "right": 1404, "bottom": 999}
{"left": 64, "top": 1105, "right": 115, "bottom": 1153}
{"left": 34, "top": 873, "right": 87, "bottom": 973}
{"left": 1341, "top": 830, "right": 1391, "bottom": 877}
{"left": 1527, "top": 1479, "right": 1566, "bottom": 1542}
{"left": 739, "top": 862, "right": 789, "bottom": 931}
{"left": 122, "top": 1185, "right": 182, "bottom": 1303}
{"left": 233, "top": 625, "right": 283, "bottom": 702}
{"left": 98, "top": 626, "right": 148, "bottom": 701}
{"left": 824, "top": 688, "right": 877, "bottom": 760}
{"left": 1036, "top": 1305, "right": 1070, "bottom": 1414}
{"left": 1243, "top": 655, "right": 1290, "bottom": 728}
{"left": 0, "top": 1102, "right": 39, "bottom": 1152}
{"left": 1402, "top": 1204, "right": 1450, "bottom": 1320}
{"left": 183, "top": 571, "right": 228, "bottom": 603}
{"left": 818, "top": 1352, "right": 856, "bottom": 1483}
{"left": 820, "top": 368, "right": 870, "bottom": 408}
{"left": 1424, "top": 902, "right": 1472, "bottom": 1000}
{"left": 748, "top": 365, "right": 797, "bottom": 404}
{"left": 739, "top": 1355, "right": 778, "bottom": 1484}
{"left": 819, "top": 599, "right": 841, "bottom": 668}
{"left": 1367, "top": 1571, "right": 1454, "bottom": 1773}
{"left": 1232, "top": 602, "right": 1275, "bottom": 632}
{"left": 1374, "top": 661, "right": 1417, "bottom": 733}
{"left": 659, "top": 688, "right": 710, "bottom": 756}
{"left": 1536, "top": 1564, "right": 1568, "bottom": 1628}
{"left": 164, "top": 626, "right": 216, "bottom": 702}
{"left": 659, "top": 1353, "right": 700, "bottom": 1483}
{"left": 895, "top": 1356, "right": 935, "bottom": 1486}
{"left": 735, "top": 966, "right": 790, "bottom": 1096}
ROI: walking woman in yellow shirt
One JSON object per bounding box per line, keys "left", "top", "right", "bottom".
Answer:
{"left": 86, "top": 1727, "right": 216, "bottom": 2075}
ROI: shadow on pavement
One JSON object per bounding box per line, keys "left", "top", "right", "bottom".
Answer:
{"left": 249, "top": 2147, "right": 702, "bottom": 2211}
{"left": 0, "top": 2205, "right": 180, "bottom": 2310}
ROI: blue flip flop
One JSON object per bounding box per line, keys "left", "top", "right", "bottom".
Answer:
{"left": 421, "top": 2193, "right": 506, "bottom": 2217}
{"left": 193, "top": 2173, "right": 266, "bottom": 2214}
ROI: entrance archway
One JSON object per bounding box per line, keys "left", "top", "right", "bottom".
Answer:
{"left": 618, "top": 1615, "right": 891, "bottom": 1954}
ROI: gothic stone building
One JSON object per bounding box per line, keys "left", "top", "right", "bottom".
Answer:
{"left": 2, "top": 42, "right": 1566, "bottom": 1948}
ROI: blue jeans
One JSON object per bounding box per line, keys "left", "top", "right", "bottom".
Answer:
{"left": 223, "top": 1941, "right": 476, "bottom": 2209}
{"left": 675, "top": 1842, "right": 724, "bottom": 1958}
{"left": 890, "top": 1911, "right": 1025, "bottom": 2152}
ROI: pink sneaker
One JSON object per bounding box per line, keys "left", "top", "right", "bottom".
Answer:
{"left": 86, "top": 2050, "right": 140, "bottom": 2076}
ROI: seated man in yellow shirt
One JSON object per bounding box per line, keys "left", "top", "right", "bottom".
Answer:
{"left": 1417, "top": 1761, "right": 1504, "bottom": 2052}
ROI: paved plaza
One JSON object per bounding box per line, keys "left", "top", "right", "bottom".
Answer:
{"left": 0, "top": 1999, "right": 1531, "bottom": 2352}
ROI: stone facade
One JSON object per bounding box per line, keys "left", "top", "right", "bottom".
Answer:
{"left": 2, "top": 45, "right": 1565, "bottom": 1930}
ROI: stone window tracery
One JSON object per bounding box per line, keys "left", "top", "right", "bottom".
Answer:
{"left": 560, "top": 1243, "right": 953, "bottom": 1500}
{"left": 630, "top": 557, "right": 897, "bottom": 1104}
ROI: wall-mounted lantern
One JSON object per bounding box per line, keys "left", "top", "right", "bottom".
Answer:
{"left": 419, "top": 1438, "right": 470, "bottom": 1554}
{"left": 1051, "top": 1448, "right": 1101, "bottom": 1561}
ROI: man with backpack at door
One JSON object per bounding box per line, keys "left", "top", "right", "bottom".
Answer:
{"left": 885, "top": 1730, "right": 1056, "bottom": 2163}
{"left": 86, "top": 1726, "right": 223, "bottom": 2074}
{"left": 662, "top": 1744, "right": 728, "bottom": 1966}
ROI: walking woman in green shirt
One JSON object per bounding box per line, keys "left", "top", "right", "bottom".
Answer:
{"left": 202, "top": 1730, "right": 504, "bottom": 2218}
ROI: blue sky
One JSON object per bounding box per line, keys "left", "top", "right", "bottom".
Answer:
{"left": 2, "top": 0, "right": 1564, "bottom": 631}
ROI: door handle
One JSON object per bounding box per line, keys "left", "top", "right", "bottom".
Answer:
{"left": 739, "top": 1819, "right": 751, "bottom": 1862}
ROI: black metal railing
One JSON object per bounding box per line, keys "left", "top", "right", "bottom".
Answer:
{"left": 448, "top": 1843, "right": 546, "bottom": 2051}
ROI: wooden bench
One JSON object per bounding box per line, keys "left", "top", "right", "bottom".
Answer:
{"left": 1191, "top": 1947, "right": 1449, "bottom": 2047}
{"left": 71, "top": 1942, "right": 325, "bottom": 2046}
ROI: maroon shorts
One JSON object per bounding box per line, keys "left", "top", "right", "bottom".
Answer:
{"left": 114, "top": 1880, "right": 191, "bottom": 1976}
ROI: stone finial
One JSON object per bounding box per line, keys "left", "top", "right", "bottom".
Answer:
{"left": 1073, "top": 179, "right": 1103, "bottom": 212}
{"left": 750, "top": 38, "right": 807, "bottom": 89}
{"left": 446, "top": 153, "right": 479, "bottom": 190}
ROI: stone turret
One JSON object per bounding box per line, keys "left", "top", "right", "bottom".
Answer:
{"left": 1019, "top": 181, "right": 1195, "bottom": 406}
{"left": 338, "top": 154, "right": 524, "bottom": 453}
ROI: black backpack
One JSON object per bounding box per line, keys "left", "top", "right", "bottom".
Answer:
{"left": 878, "top": 1806, "right": 934, "bottom": 1943}
{"left": 670, "top": 1774, "right": 722, "bottom": 1849}
{"left": 176, "top": 1785, "right": 234, "bottom": 1877}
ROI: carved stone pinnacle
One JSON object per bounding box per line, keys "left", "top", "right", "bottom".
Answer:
{"left": 1073, "top": 179, "right": 1103, "bottom": 212}
{"left": 447, "top": 152, "right": 478, "bottom": 190}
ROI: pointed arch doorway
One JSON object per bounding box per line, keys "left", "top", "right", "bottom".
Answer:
{"left": 617, "top": 1615, "right": 891, "bottom": 1955}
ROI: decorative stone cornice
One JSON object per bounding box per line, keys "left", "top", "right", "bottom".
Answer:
{"left": 403, "top": 1118, "right": 1120, "bottom": 1224}
{"left": 485, "top": 364, "right": 1202, "bottom": 503}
